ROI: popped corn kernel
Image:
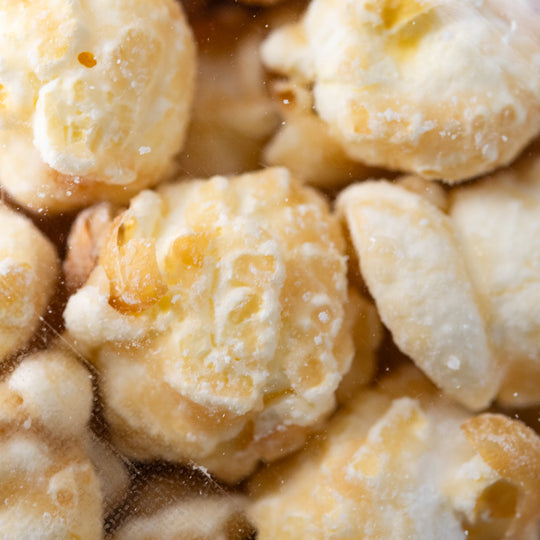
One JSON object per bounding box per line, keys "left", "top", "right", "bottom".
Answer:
{"left": 249, "top": 365, "right": 540, "bottom": 539}
{"left": 262, "top": 0, "right": 540, "bottom": 182}
{"left": 0, "top": 345, "right": 103, "bottom": 539}
{"left": 337, "top": 180, "right": 499, "bottom": 410}
{"left": 64, "top": 167, "right": 377, "bottom": 482}
{"left": 449, "top": 143, "right": 540, "bottom": 407}
{"left": 338, "top": 145, "right": 540, "bottom": 409}
{"left": 0, "top": 0, "right": 195, "bottom": 212}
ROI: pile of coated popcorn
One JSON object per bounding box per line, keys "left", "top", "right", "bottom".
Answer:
{"left": 1, "top": 0, "right": 540, "bottom": 538}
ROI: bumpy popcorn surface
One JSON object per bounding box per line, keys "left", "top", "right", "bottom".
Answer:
{"left": 262, "top": 0, "right": 540, "bottom": 182}
{"left": 0, "top": 345, "right": 103, "bottom": 539}
{"left": 249, "top": 366, "right": 540, "bottom": 540}
{"left": 338, "top": 148, "right": 540, "bottom": 409}
{"left": 263, "top": 80, "right": 380, "bottom": 190}
{"left": 0, "top": 203, "right": 59, "bottom": 363}
{"left": 64, "top": 167, "right": 374, "bottom": 482}
{"left": 0, "top": 0, "right": 195, "bottom": 212}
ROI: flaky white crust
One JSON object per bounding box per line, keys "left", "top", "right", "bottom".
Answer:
{"left": 0, "top": 0, "right": 195, "bottom": 212}
{"left": 0, "top": 203, "right": 59, "bottom": 363}
{"left": 249, "top": 366, "right": 540, "bottom": 540}
{"left": 64, "top": 168, "right": 378, "bottom": 482}
{"left": 0, "top": 346, "right": 102, "bottom": 539}
{"left": 337, "top": 180, "right": 499, "bottom": 410}
{"left": 262, "top": 0, "right": 540, "bottom": 182}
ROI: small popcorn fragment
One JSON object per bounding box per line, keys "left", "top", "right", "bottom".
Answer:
{"left": 64, "top": 167, "right": 380, "bottom": 482}
{"left": 112, "top": 469, "right": 251, "bottom": 540}
{"left": 262, "top": 0, "right": 540, "bottom": 182}
{"left": 0, "top": 344, "right": 103, "bottom": 539}
{"left": 0, "top": 203, "right": 59, "bottom": 363}
{"left": 63, "top": 201, "right": 117, "bottom": 293}
{"left": 248, "top": 365, "right": 540, "bottom": 540}
{"left": 0, "top": 0, "right": 196, "bottom": 212}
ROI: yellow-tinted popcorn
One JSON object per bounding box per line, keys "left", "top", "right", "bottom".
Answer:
{"left": 0, "top": 203, "right": 59, "bottom": 363}
{"left": 338, "top": 180, "right": 499, "bottom": 410}
{"left": 338, "top": 147, "right": 540, "bottom": 409}
{"left": 249, "top": 365, "right": 540, "bottom": 539}
{"left": 0, "top": 345, "right": 103, "bottom": 539}
{"left": 0, "top": 0, "right": 195, "bottom": 212}
{"left": 263, "top": 81, "right": 381, "bottom": 190}
{"left": 64, "top": 167, "right": 380, "bottom": 482}
{"left": 262, "top": 0, "right": 540, "bottom": 182}
{"left": 449, "top": 145, "right": 540, "bottom": 406}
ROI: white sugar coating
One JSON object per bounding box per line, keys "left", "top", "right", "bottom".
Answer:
{"left": 0, "top": 202, "right": 59, "bottom": 363}
{"left": 0, "top": 0, "right": 195, "bottom": 212}
{"left": 249, "top": 365, "right": 540, "bottom": 539}
{"left": 339, "top": 144, "right": 540, "bottom": 410}
{"left": 64, "top": 167, "right": 378, "bottom": 482}
{"left": 337, "top": 180, "right": 500, "bottom": 410}
{"left": 262, "top": 0, "right": 540, "bottom": 182}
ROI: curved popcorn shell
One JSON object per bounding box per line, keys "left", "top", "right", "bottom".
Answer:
{"left": 337, "top": 181, "right": 500, "bottom": 409}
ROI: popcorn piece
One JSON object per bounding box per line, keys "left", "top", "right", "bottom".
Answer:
{"left": 336, "top": 287, "right": 382, "bottom": 405}
{"left": 262, "top": 0, "right": 540, "bottom": 182}
{"left": 0, "top": 345, "right": 103, "bottom": 539}
{"left": 177, "top": 3, "right": 280, "bottom": 178}
{"left": 337, "top": 180, "right": 499, "bottom": 410}
{"left": 64, "top": 167, "right": 377, "bottom": 482}
{"left": 339, "top": 145, "right": 540, "bottom": 409}
{"left": 0, "top": 203, "right": 59, "bottom": 363}
{"left": 0, "top": 0, "right": 195, "bottom": 212}
{"left": 249, "top": 365, "right": 540, "bottom": 540}
{"left": 449, "top": 146, "right": 540, "bottom": 406}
